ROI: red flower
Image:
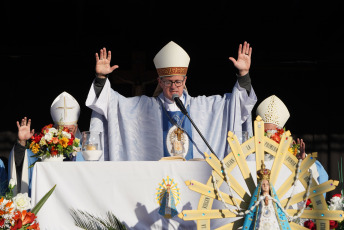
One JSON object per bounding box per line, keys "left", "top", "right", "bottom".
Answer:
{"left": 63, "top": 127, "right": 70, "bottom": 132}
{"left": 11, "top": 218, "right": 22, "bottom": 230}
{"left": 0, "top": 218, "right": 5, "bottom": 226}
{"left": 271, "top": 133, "right": 281, "bottom": 143}
{"left": 306, "top": 199, "right": 312, "bottom": 207}
{"left": 33, "top": 134, "right": 43, "bottom": 143}
{"left": 304, "top": 220, "right": 316, "bottom": 230}
{"left": 68, "top": 136, "right": 75, "bottom": 146}
{"left": 50, "top": 146, "right": 58, "bottom": 156}
{"left": 27, "top": 222, "right": 40, "bottom": 230}
{"left": 22, "top": 211, "right": 37, "bottom": 225}
{"left": 41, "top": 124, "right": 53, "bottom": 133}
{"left": 332, "top": 194, "right": 341, "bottom": 198}
{"left": 330, "top": 220, "right": 338, "bottom": 229}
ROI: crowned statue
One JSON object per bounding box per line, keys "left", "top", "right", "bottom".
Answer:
{"left": 242, "top": 161, "right": 291, "bottom": 230}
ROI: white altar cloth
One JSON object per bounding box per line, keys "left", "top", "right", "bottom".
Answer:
{"left": 31, "top": 160, "right": 299, "bottom": 229}
{"left": 31, "top": 161, "right": 216, "bottom": 229}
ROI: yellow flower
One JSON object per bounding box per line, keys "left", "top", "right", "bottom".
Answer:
{"left": 74, "top": 138, "right": 80, "bottom": 145}
{"left": 31, "top": 143, "right": 40, "bottom": 154}
{"left": 288, "top": 147, "right": 298, "bottom": 156}
{"left": 59, "top": 137, "right": 69, "bottom": 148}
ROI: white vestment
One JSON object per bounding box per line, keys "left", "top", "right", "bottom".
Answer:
{"left": 86, "top": 78, "right": 257, "bottom": 161}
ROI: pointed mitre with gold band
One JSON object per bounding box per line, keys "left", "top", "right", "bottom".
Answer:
{"left": 153, "top": 41, "right": 190, "bottom": 77}
{"left": 50, "top": 92, "right": 80, "bottom": 125}
{"left": 153, "top": 41, "right": 190, "bottom": 97}
{"left": 256, "top": 95, "right": 290, "bottom": 128}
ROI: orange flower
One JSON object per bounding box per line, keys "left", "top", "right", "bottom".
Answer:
{"left": 31, "top": 143, "right": 40, "bottom": 154}
{"left": 27, "top": 222, "right": 40, "bottom": 230}
{"left": 59, "top": 137, "right": 69, "bottom": 148}
{"left": 50, "top": 146, "right": 58, "bottom": 156}
{"left": 51, "top": 137, "right": 59, "bottom": 144}
{"left": 22, "top": 210, "right": 37, "bottom": 225}
{"left": 42, "top": 124, "right": 53, "bottom": 134}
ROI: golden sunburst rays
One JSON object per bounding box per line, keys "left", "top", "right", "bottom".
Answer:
{"left": 178, "top": 116, "right": 344, "bottom": 230}
{"left": 156, "top": 176, "right": 181, "bottom": 206}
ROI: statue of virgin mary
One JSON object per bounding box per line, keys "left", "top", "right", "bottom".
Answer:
{"left": 242, "top": 161, "right": 291, "bottom": 230}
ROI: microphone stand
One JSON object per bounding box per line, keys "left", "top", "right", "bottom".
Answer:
{"left": 172, "top": 94, "right": 219, "bottom": 160}
{"left": 183, "top": 111, "right": 219, "bottom": 160}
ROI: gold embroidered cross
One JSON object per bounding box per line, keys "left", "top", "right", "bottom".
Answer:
{"left": 174, "top": 128, "right": 184, "bottom": 141}
{"left": 56, "top": 96, "right": 74, "bottom": 119}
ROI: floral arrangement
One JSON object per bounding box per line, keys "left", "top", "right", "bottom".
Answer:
{"left": 0, "top": 179, "right": 55, "bottom": 230}
{"left": 303, "top": 158, "right": 344, "bottom": 230}
{"left": 265, "top": 127, "right": 300, "bottom": 157}
{"left": 27, "top": 124, "right": 80, "bottom": 160}
{"left": 302, "top": 198, "right": 340, "bottom": 229}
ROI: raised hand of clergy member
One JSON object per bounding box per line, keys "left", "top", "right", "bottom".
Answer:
{"left": 228, "top": 41, "right": 252, "bottom": 77}
{"left": 295, "top": 138, "right": 306, "bottom": 160}
{"left": 95, "top": 47, "right": 119, "bottom": 79}
{"left": 16, "top": 117, "right": 35, "bottom": 147}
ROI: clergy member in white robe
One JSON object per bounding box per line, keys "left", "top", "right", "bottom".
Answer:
{"left": 248, "top": 95, "right": 328, "bottom": 194}
{"left": 86, "top": 41, "right": 257, "bottom": 161}
{"left": 8, "top": 92, "right": 84, "bottom": 196}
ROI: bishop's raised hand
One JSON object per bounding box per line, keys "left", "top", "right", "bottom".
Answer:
{"left": 229, "top": 41, "right": 252, "bottom": 77}
{"left": 95, "top": 47, "right": 119, "bottom": 79}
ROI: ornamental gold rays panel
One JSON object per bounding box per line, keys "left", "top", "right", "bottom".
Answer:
{"left": 178, "top": 116, "right": 343, "bottom": 230}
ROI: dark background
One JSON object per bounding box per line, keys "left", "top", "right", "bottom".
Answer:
{"left": 1, "top": 1, "right": 343, "bottom": 197}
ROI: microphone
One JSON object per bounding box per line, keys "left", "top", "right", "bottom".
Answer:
{"left": 172, "top": 94, "right": 188, "bottom": 115}
{"left": 171, "top": 94, "right": 218, "bottom": 159}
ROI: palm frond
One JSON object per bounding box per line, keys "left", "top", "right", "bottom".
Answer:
{"left": 70, "top": 209, "right": 127, "bottom": 230}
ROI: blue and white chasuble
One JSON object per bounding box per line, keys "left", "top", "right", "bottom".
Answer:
{"left": 86, "top": 78, "right": 257, "bottom": 161}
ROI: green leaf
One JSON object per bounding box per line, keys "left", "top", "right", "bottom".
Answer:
{"left": 31, "top": 184, "right": 56, "bottom": 215}
{"left": 70, "top": 209, "right": 127, "bottom": 230}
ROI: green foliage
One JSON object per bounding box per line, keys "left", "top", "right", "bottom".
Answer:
{"left": 70, "top": 209, "right": 127, "bottom": 230}
{"left": 31, "top": 184, "right": 56, "bottom": 215}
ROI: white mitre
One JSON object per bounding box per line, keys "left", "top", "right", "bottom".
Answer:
{"left": 153, "top": 41, "right": 190, "bottom": 97}
{"left": 256, "top": 95, "right": 290, "bottom": 128}
{"left": 153, "top": 41, "right": 190, "bottom": 77}
{"left": 50, "top": 92, "right": 80, "bottom": 125}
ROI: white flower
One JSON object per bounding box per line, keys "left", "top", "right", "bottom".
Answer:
{"left": 12, "top": 193, "right": 31, "bottom": 211}
{"left": 62, "top": 131, "right": 71, "bottom": 139}
{"left": 9, "top": 178, "right": 16, "bottom": 188}
{"left": 328, "top": 196, "right": 343, "bottom": 210}
{"left": 44, "top": 132, "right": 53, "bottom": 142}
{"left": 39, "top": 137, "right": 47, "bottom": 146}
{"left": 48, "top": 127, "right": 58, "bottom": 135}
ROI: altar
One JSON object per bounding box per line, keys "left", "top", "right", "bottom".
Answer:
{"left": 31, "top": 161, "right": 232, "bottom": 229}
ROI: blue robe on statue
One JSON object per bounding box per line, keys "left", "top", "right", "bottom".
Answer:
{"left": 243, "top": 182, "right": 291, "bottom": 230}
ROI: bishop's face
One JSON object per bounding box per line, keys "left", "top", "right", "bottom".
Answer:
{"left": 158, "top": 75, "right": 187, "bottom": 101}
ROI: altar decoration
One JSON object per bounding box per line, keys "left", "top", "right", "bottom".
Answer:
{"left": 0, "top": 179, "right": 55, "bottom": 229}
{"left": 70, "top": 209, "right": 127, "bottom": 230}
{"left": 27, "top": 124, "right": 80, "bottom": 162}
{"left": 178, "top": 116, "right": 344, "bottom": 229}
{"left": 156, "top": 176, "right": 180, "bottom": 219}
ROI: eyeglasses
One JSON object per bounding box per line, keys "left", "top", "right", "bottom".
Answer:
{"left": 161, "top": 79, "right": 185, "bottom": 87}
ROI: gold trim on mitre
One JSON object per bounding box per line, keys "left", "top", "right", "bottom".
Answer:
{"left": 55, "top": 120, "right": 78, "bottom": 126}
{"left": 156, "top": 67, "right": 188, "bottom": 77}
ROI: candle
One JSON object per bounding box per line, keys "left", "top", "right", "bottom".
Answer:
{"left": 86, "top": 144, "right": 97, "bottom": 150}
